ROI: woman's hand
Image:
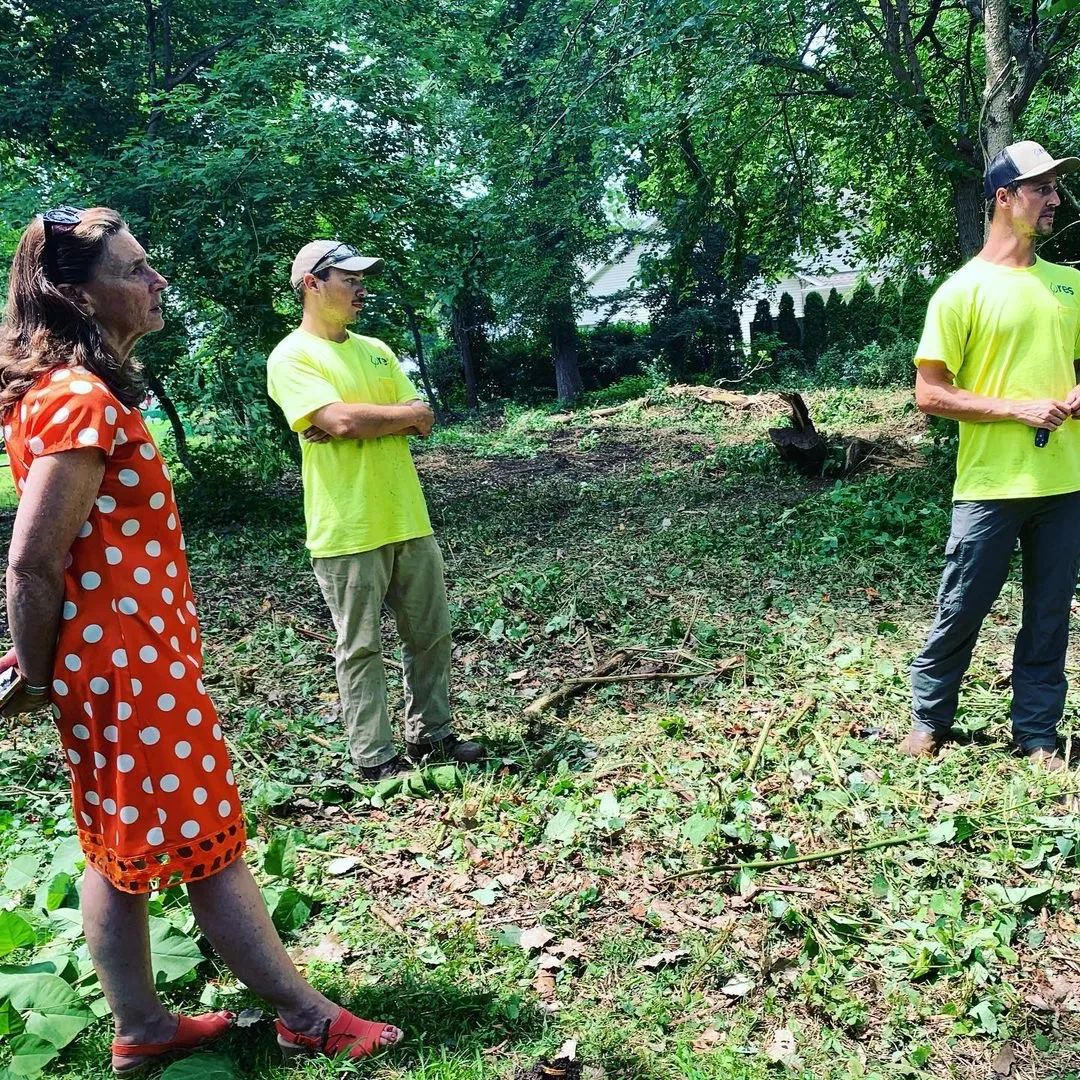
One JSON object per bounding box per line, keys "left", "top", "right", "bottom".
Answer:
{"left": 0, "top": 680, "right": 50, "bottom": 718}
{"left": 0, "top": 652, "right": 48, "bottom": 718}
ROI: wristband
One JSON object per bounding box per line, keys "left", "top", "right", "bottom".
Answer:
{"left": 23, "top": 684, "right": 48, "bottom": 697}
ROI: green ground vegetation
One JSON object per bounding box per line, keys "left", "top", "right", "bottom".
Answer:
{"left": 0, "top": 389, "right": 1078, "bottom": 1080}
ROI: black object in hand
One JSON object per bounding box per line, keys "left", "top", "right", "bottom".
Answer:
{"left": 0, "top": 667, "right": 24, "bottom": 709}
{"left": 1035, "top": 428, "right": 1050, "bottom": 448}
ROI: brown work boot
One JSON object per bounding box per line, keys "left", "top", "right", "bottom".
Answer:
{"left": 898, "top": 730, "right": 939, "bottom": 758}
{"left": 1026, "top": 748, "right": 1067, "bottom": 773}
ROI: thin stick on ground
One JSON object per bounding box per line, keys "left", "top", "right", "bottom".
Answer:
{"left": 566, "top": 668, "right": 713, "bottom": 685}
{"left": 664, "top": 785, "right": 1080, "bottom": 883}
{"left": 811, "top": 726, "right": 842, "bottom": 786}
{"left": 663, "top": 830, "right": 929, "bottom": 882}
{"left": 564, "top": 653, "right": 739, "bottom": 686}
{"left": 745, "top": 697, "right": 815, "bottom": 779}
{"left": 524, "top": 647, "right": 645, "bottom": 715}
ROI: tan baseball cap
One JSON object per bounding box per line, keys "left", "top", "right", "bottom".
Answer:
{"left": 983, "top": 141, "right": 1080, "bottom": 198}
{"left": 290, "top": 240, "right": 384, "bottom": 288}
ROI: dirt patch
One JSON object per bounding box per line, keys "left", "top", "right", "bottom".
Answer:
{"left": 515, "top": 1060, "right": 583, "bottom": 1080}
{"left": 417, "top": 428, "right": 718, "bottom": 496}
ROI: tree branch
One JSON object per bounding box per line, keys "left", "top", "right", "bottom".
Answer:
{"left": 1042, "top": 9, "right": 1075, "bottom": 55}
{"left": 143, "top": 0, "right": 157, "bottom": 94}
{"left": 164, "top": 32, "right": 244, "bottom": 90}
{"left": 752, "top": 54, "right": 856, "bottom": 98}
{"left": 912, "top": 0, "right": 944, "bottom": 44}
{"left": 161, "top": 0, "right": 172, "bottom": 84}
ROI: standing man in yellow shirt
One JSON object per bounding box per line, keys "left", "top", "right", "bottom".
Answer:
{"left": 267, "top": 241, "right": 483, "bottom": 780}
{"left": 902, "top": 142, "right": 1080, "bottom": 770}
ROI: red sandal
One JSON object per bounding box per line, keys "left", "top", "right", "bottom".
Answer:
{"left": 275, "top": 1007, "right": 403, "bottom": 1061}
{"left": 111, "top": 1011, "right": 236, "bottom": 1075}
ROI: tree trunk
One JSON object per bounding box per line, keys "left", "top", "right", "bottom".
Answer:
{"left": 147, "top": 371, "right": 199, "bottom": 478}
{"left": 548, "top": 297, "right": 583, "bottom": 402}
{"left": 952, "top": 170, "right": 986, "bottom": 258}
{"left": 403, "top": 304, "right": 443, "bottom": 424}
{"left": 451, "top": 302, "right": 479, "bottom": 411}
{"left": 982, "top": 0, "right": 1013, "bottom": 163}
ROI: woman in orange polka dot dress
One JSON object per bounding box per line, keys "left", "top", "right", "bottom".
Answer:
{"left": 7, "top": 364, "right": 245, "bottom": 890}
{"left": 0, "top": 209, "right": 402, "bottom": 1073}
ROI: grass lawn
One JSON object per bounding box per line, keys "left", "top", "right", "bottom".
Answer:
{"left": 0, "top": 388, "right": 1078, "bottom": 1080}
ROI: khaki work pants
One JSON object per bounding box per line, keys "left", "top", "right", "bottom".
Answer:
{"left": 313, "top": 534, "right": 452, "bottom": 767}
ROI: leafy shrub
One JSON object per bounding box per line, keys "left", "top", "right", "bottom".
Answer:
{"left": 587, "top": 373, "right": 662, "bottom": 405}
{"left": 816, "top": 338, "right": 917, "bottom": 387}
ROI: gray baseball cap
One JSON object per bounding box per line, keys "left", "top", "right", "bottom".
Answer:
{"left": 290, "top": 240, "right": 384, "bottom": 288}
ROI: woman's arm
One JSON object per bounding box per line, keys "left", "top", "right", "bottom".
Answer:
{"left": 5, "top": 449, "right": 105, "bottom": 704}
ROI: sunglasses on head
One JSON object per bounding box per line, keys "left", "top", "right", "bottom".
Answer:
{"left": 308, "top": 242, "right": 360, "bottom": 277}
{"left": 40, "top": 206, "right": 85, "bottom": 283}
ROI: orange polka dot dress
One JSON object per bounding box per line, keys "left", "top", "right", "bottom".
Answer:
{"left": 5, "top": 367, "right": 246, "bottom": 893}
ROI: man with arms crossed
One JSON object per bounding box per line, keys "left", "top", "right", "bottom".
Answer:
{"left": 902, "top": 141, "right": 1080, "bottom": 770}
{"left": 267, "top": 241, "right": 482, "bottom": 780}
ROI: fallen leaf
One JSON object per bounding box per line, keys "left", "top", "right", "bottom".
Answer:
{"left": 303, "top": 932, "right": 347, "bottom": 965}
{"left": 537, "top": 953, "right": 564, "bottom": 971}
{"left": 534, "top": 968, "right": 557, "bottom": 1000}
{"left": 554, "top": 1038, "right": 577, "bottom": 1061}
{"left": 1047, "top": 974, "right": 1078, "bottom": 1002}
{"left": 721, "top": 974, "right": 754, "bottom": 997}
{"left": 634, "top": 949, "right": 689, "bottom": 971}
{"left": 549, "top": 938, "right": 587, "bottom": 960}
{"left": 506, "top": 669, "right": 529, "bottom": 682}
{"left": 417, "top": 944, "right": 447, "bottom": 966}
{"left": 991, "top": 1040, "right": 1016, "bottom": 1077}
{"left": 766, "top": 1027, "right": 797, "bottom": 1062}
{"left": 520, "top": 926, "right": 555, "bottom": 952}
{"left": 325, "top": 856, "right": 360, "bottom": 877}
{"left": 462, "top": 838, "right": 485, "bottom": 865}
{"left": 692, "top": 1028, "right": 723, "bottom": 1052}
{"left": 235, "top": 1009, "right": 263, "bottom": 1029}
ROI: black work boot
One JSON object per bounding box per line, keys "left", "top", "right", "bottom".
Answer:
{"left": 359, "top": 754, "right": 410, "bottom": 781}
{"left": 406, "top": 734, "right": 485, "bottom": 766}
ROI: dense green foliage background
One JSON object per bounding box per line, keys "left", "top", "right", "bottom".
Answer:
{"left": 3, "top": 0, "right": 1080, "bottom": 466}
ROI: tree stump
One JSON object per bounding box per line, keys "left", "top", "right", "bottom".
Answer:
{"left": 768, "top": 392, "right": 828, "bottom": 475}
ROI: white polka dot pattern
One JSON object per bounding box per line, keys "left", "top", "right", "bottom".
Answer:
{"left": 5, "top": 372, "right": 242, "bottom": 887}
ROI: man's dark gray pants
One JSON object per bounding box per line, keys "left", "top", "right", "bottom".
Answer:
{"left": 911, "top": 492, "right": 1080, "bottom": 753}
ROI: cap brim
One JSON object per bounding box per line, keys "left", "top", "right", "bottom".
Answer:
{"left": 1014, "top": 156, "right": 1080, "bottom": 184}
{"left": 334, "top": 256, "right": 383, "bottom": 276}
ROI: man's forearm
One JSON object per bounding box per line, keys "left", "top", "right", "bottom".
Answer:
{"left": 7, "top": 566, "right": 64, "bottom": 687}
{"left": 916, "top": 381, "right": 1018, "bottom": 423}
{"left": 311, "top": 402, "right": 420, "bottom": 439}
